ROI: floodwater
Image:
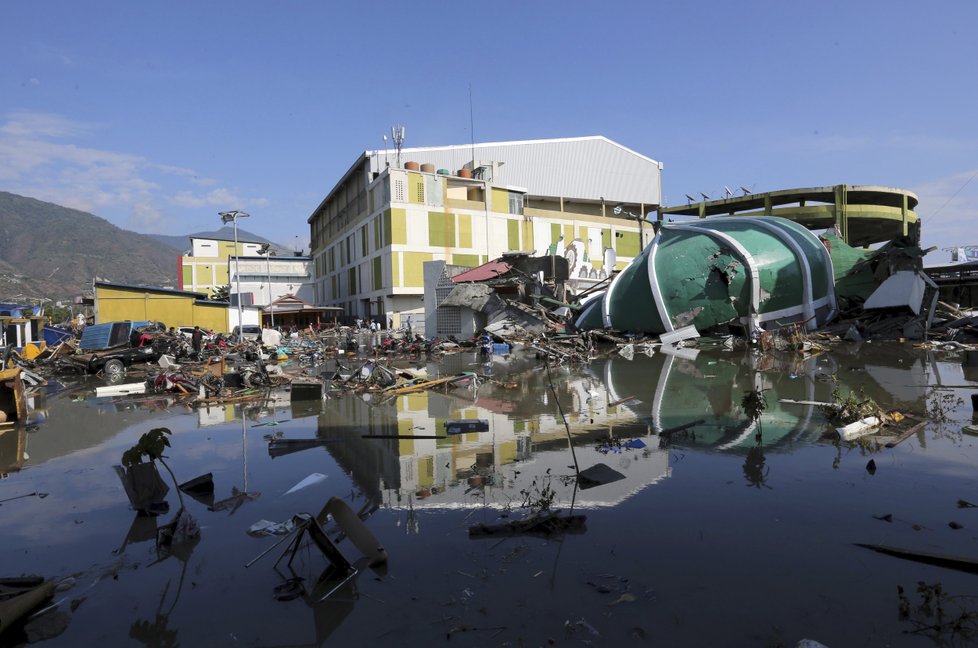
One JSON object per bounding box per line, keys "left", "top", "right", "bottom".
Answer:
{"left": 3, "top": 342, "right": 978, "bottom": 647}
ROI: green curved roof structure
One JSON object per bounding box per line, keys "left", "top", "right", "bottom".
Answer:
{"left": 576, "top": 216, "right": 837, "bottom": 336}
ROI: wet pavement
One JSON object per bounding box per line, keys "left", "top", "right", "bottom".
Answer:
{"left": 3, "top": 342, "right": 978, "bottom": 646}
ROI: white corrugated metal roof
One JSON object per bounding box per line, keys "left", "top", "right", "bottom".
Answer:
{"left": 365, "top": 136, "right": 661, "bottom": 206}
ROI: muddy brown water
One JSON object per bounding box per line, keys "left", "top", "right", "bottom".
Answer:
{"left": 3, "top": 342, "right": 978, "bottom": 646}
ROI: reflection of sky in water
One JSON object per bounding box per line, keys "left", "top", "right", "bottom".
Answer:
{"left": 2, "top": 346, "right": 977, "bottom": 646}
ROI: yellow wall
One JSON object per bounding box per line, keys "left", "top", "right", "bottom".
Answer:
{"left": 522, "top": 220, "right": 534, "bottom": 251}
{"left": 95, "top": 285, "right": 231, "bottom": 332}
{"left": 458, "top": 213, "right": 472, "bottom": 248}
{"left": 507, "top": 219, "right": 519, "bottom": 250}
{"left": 491, "top": 188, "right": 510, "bottom": 213}
{"left": 391, "top": 208, "right": 407, "bottom": 245}
{"left": 408, "top": 173, "right": 425, "bottom": 204}
{"left": 402, "top": 252, "right": 432, "bottom": 287}
{"left": 193, "top": 304, "right": 230, "bottom": 332}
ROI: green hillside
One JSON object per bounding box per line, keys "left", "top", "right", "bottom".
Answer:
{"left": 0, "top": 191, "right": 179, "bottom": 302}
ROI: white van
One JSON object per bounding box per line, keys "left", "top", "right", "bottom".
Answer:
{"left": 232, "top": 325, "right": 261, "bottom": 341}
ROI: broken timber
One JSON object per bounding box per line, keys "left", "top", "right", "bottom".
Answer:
{"left": 468, "top": 512, "right": 587, "bottom": 538}
{"left": 855, "top": 543, "right": 978, "bottom": 575}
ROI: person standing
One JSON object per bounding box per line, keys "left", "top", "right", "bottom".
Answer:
{"left": 191, "top": 325, "right": 204, "bottom": 356}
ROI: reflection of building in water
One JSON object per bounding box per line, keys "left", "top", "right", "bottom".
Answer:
{"left": 299, "top": 345, "right": 937, "bottom": 516}
{"left": 312, "top": 361, "right": 672, "bottom": 512}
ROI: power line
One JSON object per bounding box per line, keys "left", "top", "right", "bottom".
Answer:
{"left": 928, "top": 167, "right": 978, "bottom": 222}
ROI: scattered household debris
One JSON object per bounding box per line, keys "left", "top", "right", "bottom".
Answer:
{"left": 245, "top": 496, "right": 387, "bottom": 607}
{"left": 0, "top": 368, "right": 27, "bottom": 424}
{"left": 837, "top": 416, "right": 883, "bottom": 441}
{"left": 0, "top": 576, "right": 56, "bottom": 637}
{"left": 178, "top": 473, "right": 215, "bottom": 507}
{"left": 468, "top": 512, "right": 588, "bottom": 538}
{"left": 284, "top": 473, "right": 327, "bottom": 495}
{"left": 856, "top": 543, "right": 978, "bottom": 575}
{"left": 118, "top": 427, "right": 201, "bottom": 558}
{"left": 577, "top": 463, "right": 627, "bottom": 489}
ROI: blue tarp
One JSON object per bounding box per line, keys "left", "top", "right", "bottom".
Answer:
{"left": 43, "top": 326, "right": 73, "bottom": 346}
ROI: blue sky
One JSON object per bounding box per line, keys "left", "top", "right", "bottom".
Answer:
{"left": 2, "top": 1, "right": 976, "bottom": 257}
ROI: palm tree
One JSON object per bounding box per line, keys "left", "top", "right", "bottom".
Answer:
{"left": 210, "top": 284, "right": 230, "bottom": 302}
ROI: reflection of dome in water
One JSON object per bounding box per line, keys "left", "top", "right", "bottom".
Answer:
{"left": 598, "top": 352, "right": 822, "bottom": 454}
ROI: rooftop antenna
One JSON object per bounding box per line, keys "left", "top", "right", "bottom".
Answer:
{"left": 469, "top": 84, "right": 476, "bottom": 171}
{"left": 723, "top": 186, "right": 733, "bottom": 198}
{"left": 383, "top": 134, "right": 389, "bottom": 168}
{"left": 685, "top": 193, "right": 695, "bottom": 204}
{"left": 391, "top": 125, "right": 405, "bottom": 168}
{"left": 699, "top": 192, "right": 711, "bottom": 201}
{"left": 740, "top": 186, "right": 752, "bottom": 195}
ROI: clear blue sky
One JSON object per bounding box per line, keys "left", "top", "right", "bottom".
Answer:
{"left": 2, "top": 1, "right": 976, "bottom": 256}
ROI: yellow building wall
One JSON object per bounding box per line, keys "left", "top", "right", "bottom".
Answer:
{"left": 397, "top": 419, "right": 414, "bottom": 455}
{"left": 391, "top": 208, "right": 407, "bottom": 245}
{"left": 458, "top": 213, "right": 472, "bottom": 248}
{"left": 452, "top": 253, "right": 480, "bottom": 267}
{"left": 491, "top": 188, "right": 510, "bottom": 213}
{"left": 408, "top": 173, "right": 425, "bottom": 204}
{"left": 402, "top": 252, "right": 432, "bottom": 287}
{"left": 193, "top": 303, "right": 230, "bottom": 332}
{"left": 96, "top": 285, "right": 231, "bottom": 331}
{"left": 522, "top": 220, "right": 534, "bottom": 251}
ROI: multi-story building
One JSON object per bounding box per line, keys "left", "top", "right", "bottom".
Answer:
{"left": 229, "top": 254, "right": 314, "bottom": 308}
{"left": 308, "top": 136, "right": 663, "bottom": 327}
{"left": 178, "top": 237, "right": 314, "bottom": 309}
{"left": 178, "top": 236, "right": 266, "bottom": 298}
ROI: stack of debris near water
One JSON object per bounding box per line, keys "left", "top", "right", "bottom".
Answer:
{"left": 3, "top": 215, "right": 978, "bottom": 408}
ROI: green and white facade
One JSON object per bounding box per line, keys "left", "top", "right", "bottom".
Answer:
{"left": 307, "top": 137, "right": 663, "bottom": 326}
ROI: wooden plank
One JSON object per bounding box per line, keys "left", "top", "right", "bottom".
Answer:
{"left": 884, "top": 420, "right": 928, "bottom": 448}
{"left": 855, "top": 543, "right": 978, "bottom": 574}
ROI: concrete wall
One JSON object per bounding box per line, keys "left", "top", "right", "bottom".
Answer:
{"left": 95, "top": 284, "right": 230, "bottom": 331}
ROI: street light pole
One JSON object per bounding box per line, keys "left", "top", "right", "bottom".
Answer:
{"left": 219, "top": 210, "right": 250, "bottom": 335}
{"left": 614, "top": 204, "right": 646, "bottom": 250}
{"left": 258, "top": 243, "right": 274, "bottom": 329}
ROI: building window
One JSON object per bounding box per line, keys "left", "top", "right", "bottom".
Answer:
{"left": 509, "top": 192, "right": 524, "bottom": 215}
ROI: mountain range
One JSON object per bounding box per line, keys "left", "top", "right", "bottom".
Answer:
{"left": 0, "top": 191, "right": 288, "bottom": 303}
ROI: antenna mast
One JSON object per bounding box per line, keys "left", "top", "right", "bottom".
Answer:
{"left": 391, "top": 125, "right": 405, "bottom": 168}
{"left": 469, "top": 84, "right": 475, "bottom": 169}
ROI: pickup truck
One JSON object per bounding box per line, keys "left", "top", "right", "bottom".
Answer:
{"left": 72, "top": 320, "right": 165, "bottom": 376}
{"left": 77, "top": 344, "right": 162, "bottom": 376}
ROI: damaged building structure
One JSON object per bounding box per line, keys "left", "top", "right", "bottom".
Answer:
{"left": 307, "top": 136, "right": 663, "bottom": 328}
{"left": 301, "top": 136, "right": 934, "bottom": 342}
{"left": 436, "top": 183, "right": 939, "bottom": 342}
